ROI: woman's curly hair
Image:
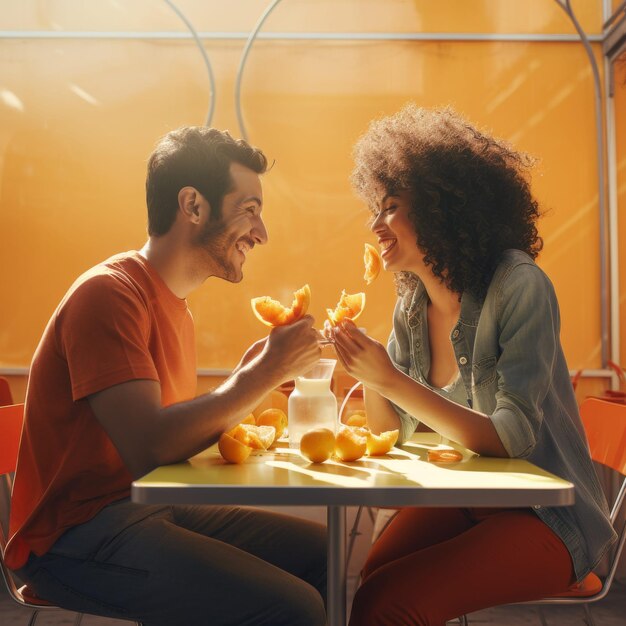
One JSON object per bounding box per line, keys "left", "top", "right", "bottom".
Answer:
{"left": 351, "top": 105, "right": 543, "bottom": 300}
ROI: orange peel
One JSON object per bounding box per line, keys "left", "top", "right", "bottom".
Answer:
{"left": 256, "top": 408, "right": 288, "bottom": 443}
{"left": 218, "top": 432, "right": 252, "bottom": 464}
{"left": 366, "top": 429, "right": 399, "bottom": 456}
{"left": 427, "top": 449, "right": 463, "bottom": 463}
{"left": 326, "top": 290, "right": 365, "bottom": 327}
{"left": 251, "top": 284, "right": 311, "bottom": 327}
{"left": 364, "top": 243, "right": 381, "bottom": 285}
{"left": 334, "top": 425, "right": 367, "bottom": 462}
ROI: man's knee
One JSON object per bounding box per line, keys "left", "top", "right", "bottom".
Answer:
{"left": 274, "top": 580, "right": 326, "bottom": 626}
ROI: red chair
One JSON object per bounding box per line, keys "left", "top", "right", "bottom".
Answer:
{"left": 462, "top": 397, "right": 626, "bottom": 626}
{"left": 0, "top": 376, "right": 13, "bottom": 406}
{"left": 0, "top": 403, "right": 141, "bottom": 625}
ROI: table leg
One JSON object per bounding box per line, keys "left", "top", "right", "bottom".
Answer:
{"left": 327, "top": 505, "right": 347, "bottom": 626}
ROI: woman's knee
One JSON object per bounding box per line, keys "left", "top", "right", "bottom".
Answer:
{"left": 349, "top": 574, "right": 438, "bottom": 626}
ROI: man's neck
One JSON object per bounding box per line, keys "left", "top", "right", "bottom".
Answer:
{"left": 139, "top": 237, "right": 204, "bottom": 299}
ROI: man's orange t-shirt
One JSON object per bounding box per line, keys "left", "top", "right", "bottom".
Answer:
{"left": 5, "top": 251, "right": 197, "bottom": 570}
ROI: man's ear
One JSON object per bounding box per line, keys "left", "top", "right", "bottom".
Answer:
{"left": 178, "top": 187, "right": 202, "bottom": 224}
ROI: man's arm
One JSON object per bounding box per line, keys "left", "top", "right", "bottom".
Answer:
{"left": 89, "top": 316, "right": 321, "bottom": 478}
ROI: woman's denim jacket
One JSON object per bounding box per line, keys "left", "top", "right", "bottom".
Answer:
{"left": 388, "top": 249, "right": 616, "bottom": 582}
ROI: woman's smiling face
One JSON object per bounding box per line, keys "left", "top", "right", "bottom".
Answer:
{"left": 369, "top": 189, "right": 425, "bottom": 274}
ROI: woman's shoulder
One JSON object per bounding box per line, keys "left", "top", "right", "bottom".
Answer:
{"left": 487, "top": 249, "right": 557, "bottom": 313}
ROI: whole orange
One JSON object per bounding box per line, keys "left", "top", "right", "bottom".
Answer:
{"left": 300, "top": 428, "right": 336, "bottom": 463}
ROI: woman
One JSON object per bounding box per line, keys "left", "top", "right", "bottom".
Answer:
{"left": 330, "top": 105, "right": 615, "bottom": 626}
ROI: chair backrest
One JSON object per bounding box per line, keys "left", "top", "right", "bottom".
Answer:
{"left": 0, "top": 377, "right": 14, "bottom": 407}
{"left": 579, "top": 397, "right": 626, "bottom": 590}
{"left": 580, "top": 397, "right": 626, "bottom": 479}
{"left": 0, "top": 404, "right": 24, "bottom": 593}
{"left": 0, "top": 403, "right": 23, "bottom": 476}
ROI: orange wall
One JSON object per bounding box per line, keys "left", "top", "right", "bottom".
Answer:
{"left": 0, "top": 1, "right": 623, "bottom": 398}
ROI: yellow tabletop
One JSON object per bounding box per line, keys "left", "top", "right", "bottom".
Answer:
{"left": 132, "top": 433, "right": 574, "bottom": 508}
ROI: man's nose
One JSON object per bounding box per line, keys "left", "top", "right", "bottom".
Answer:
{"left": 252, "top": 217, "right": 268, "bottom": 244}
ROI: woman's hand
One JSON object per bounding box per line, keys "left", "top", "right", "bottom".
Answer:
{"left": 331, "top": 320, "right": 397, "bottom": 392}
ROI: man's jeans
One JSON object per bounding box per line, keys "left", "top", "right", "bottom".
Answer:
{"left": 17, "top": 499, "right": 327, "bottom": 626}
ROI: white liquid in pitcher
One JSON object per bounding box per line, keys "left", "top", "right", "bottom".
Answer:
{"left": 288, "top": 377, "right": 338, "bottom": 448}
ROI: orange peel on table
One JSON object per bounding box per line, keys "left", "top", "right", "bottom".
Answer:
{"left": 363, "top": 243, "right": 381, "bottom": 285}
{"left": 251, "top": 284, "right": 311, "bottom": 327}
{"left": 427, "top": 449, "right": 463, "bottom": 463}
{"left": 300, "top": 428, "right": 336, "bottom": 464}
{"left": 334, "top": 425, "right": 368, "bottom": 462}
{"left": 366, "top": 429, "right": 399, "bottom": 456}
{"left": 326, "top": 290, "right": 366, "bottom": 327}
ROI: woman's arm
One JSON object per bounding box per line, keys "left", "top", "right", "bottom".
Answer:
{"left": 333, "top": 321, "right": 508, "bottom": 457}
{"left": 363, "top": 387, "right": 402, "bottom": 433}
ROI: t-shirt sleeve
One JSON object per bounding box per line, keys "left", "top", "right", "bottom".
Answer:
{"left": 57, "top": 273, "right": 160, "bottom": 401}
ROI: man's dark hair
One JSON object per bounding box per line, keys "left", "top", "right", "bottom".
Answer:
{"left": 351, "top": 105, "right": 543, "bottom": 300}
{"left": 146, "top": 127, "right": 268, "bottom": 236}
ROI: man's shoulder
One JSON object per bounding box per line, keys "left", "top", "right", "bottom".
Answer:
{"left": 62, "top": 251, "right": 148, "bottom": 311}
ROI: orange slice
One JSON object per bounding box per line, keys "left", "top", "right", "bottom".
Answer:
{"left": 251, "top": 284, "right": 311, "bottom": 327}
{"left": 427, "top": 449, "right": 463, "bottom": 463}
{"left": 364, "top": 243, "right": 381, "bottom": 285}
{"left": 300, "top": 428, "right": 336, "bottom": 463}
{"left": 238, "top": 424, "right": 276, "bottom": 450}
{"left": 326, "top": 290, "right": 366, "bottom": 327}
{"left": 334, "top": 425, "right": 367, "bottom": 462}
{"left": 366, "top": 429, "right": 399, "bottom": 456}
{"left": 218, "top": 432, "right": 252, "bottom": 464}
{"left": 256, "top": 408, "right": 288, "bottom": 442}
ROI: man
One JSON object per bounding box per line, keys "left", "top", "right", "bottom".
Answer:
{"left": 6, "top": 127, "right": 327, "bottom": 625}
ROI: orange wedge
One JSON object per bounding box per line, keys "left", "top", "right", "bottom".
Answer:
{"left": 326, "top": 290, "right": 366, "bottom": 327}
{"left": 218, "top": 432, "right": 252, "bottom": 464}
{"left": 364, "top": 243, "right": 381, "bottom": 284}
{"left": 238, "top": 424, "right": 276, "bottom": 450}
{"left": 256, "top": 408, "right": 288, "bottom": 442}
{"left": 334, "top": 425, "right": 367, "bottom": 462}
{"left": 300, "top": 428, "right": 336, "bottom": 463}
{"left": 366, "top": 429, "right": 399, "bottom": 456}
{"left": 251, "top": 284, "right": 311, "bottom": 327}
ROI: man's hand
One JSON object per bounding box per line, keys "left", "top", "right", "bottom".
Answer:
{"left": 260, "top": 315, "right": 322, "bottom": 384}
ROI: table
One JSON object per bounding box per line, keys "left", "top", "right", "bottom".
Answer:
{"left": 131, "top": 434, "right": 574, "bottom": 626}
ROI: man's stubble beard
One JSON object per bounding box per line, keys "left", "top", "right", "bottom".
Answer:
{"left": 193, "top": 217, "right": 242, "bottom": 283}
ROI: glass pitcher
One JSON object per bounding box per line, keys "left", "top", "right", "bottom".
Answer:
{"left": 288, "top": 359, "right": 338, "bottom": 448}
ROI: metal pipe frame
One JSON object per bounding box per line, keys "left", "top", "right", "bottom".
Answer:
{"left": 0, "top": 31, "right": 605, "bottom": 42}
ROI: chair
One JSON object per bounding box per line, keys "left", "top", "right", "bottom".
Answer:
{"left": 462, "top": 397, "right": 626, "bottom": 626}
{"left": 0, "top": 376, "right": 13, "bottom": 406}
{"left": 0, "top": 403, "right": 142, "bottom": 625}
